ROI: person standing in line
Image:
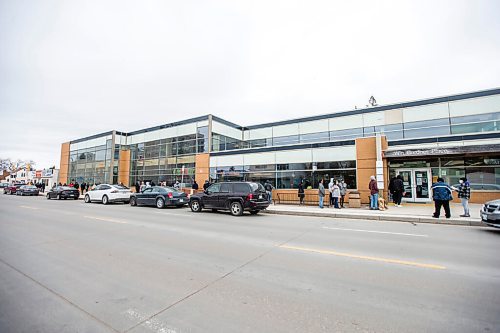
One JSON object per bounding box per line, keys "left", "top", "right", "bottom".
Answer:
{"left": 298, "top": 181, "right": 305, "bottom": 205}
{"left": 41, "top": 182, "right": 46, "bottom": 193}
{"left": 135, "top": 181, "right": 140, "bottom": 193}
{"left": 431, "top": 177, "right": 453, "bottom": 219}
{"left": 74, "top": 181, "right": 79, "bottom": 193}
{"left": 332, "top": 181, "right": 341, "bottom": 209}
{"left": 393, "top": 175, "right": 404, "bottom": 207}
{"left": 81, "top": 182, "right": 86, "bottom": 195}
{"left": 339, "top": 180, "right": 347, "bottom": 208}
{"left": 264, "top": 180, "right": 273, "bottom": 203}
{"left": 203, "top": 180, "right": 210, "bottom": 190}
{"left": 85, "top": 182, "right": 90, "bottom": 193}
{"left": 328, "top": 178, "right": 335, "bottom": 208}
{"left": 140, "top": 181, "right": 146, "bottom": 192}
{"left": 318, "top": 179, "right": 325, "bottom": 209}
{"left": 455, "top": 177, "right": 471, "bottom": 217}
{"left": 388, "top": 176, "right": 396, "bottom": 203}
{"left": 368, "top": 176, "right": 379, "bottom": 210}
{"left": 192, "top": 180, "right": 199, "bottom": 190}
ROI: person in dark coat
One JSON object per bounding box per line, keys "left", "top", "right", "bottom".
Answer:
{"left": 368, "top": 176, "right": 379, "bottom": 210}
{"left": 192, "top": 180, "right": 199, "bottom": 190}
{"left": 81, "top": 182, "right": 86, "bottom": 194}
{"left": 393, "top": 175, "right": 404, "bottom": 207}
{"left": 203, "top": 180, "right": 210, "bottom": 190}
{"left": 431, "top": 177, "right": 453, "bottom": 219}
{"left": 135, "top": 181, "right": 140, "bottom": 193}
{"left": 298, "top": 181, "right": 305, "bottom": 205}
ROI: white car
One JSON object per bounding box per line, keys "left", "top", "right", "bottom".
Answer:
{"left": 84, "top": 184, "right": 131, "bottom": 205}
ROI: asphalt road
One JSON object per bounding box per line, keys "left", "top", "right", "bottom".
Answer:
{"left": 0, "top": 194, "right": 499, "bottom": 333}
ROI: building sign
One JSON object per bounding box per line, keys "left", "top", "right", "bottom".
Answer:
{"left": 42, "top": 169, "right": 53, "bottom": 178}
{"left": 384, "top": 144, "right": 500, "bottom": 158}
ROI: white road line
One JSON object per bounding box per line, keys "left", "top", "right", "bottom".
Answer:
{"left": 18, "top": 205, "right": 39, "bottom": 210}
{"left": 322, "top": 226, "right": 428, "bottom": 237}
{"left": 84, "top": 216, "right": 128, "bottom": 224}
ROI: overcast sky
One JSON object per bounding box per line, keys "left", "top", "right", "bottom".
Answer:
{"left": 1, "top": 0, "right": 499, "bottom": 169}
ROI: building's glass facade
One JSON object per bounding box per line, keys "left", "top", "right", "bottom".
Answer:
{"left": 62, "top": 89, "right": 500, "bottom": 203}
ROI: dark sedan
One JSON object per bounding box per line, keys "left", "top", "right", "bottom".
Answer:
{"left": 130, "top": 186, "right": 188, "bottom": 208}
{"left": 16, "top": 185, "right": 40, "bottom": 196}
{"left": 4, "top": 184, "right": 24, "bottom": 195}
{"left": 46, "top": 186, "right": 80, "bottom": 200}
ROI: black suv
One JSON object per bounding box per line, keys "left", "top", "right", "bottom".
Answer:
{"left": 189, "top": 182, "right": 270, "bottom": 216}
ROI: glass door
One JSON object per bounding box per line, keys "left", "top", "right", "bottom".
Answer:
{"left": 396, "top": 168, "right": 432, "bottom": 203}
{"left": 397, "top": 169, "right": 413, "bottom": 201}
{"left": 413, "top": 169, "right": 431, "bottom": 202}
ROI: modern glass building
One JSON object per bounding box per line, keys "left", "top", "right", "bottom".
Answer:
{"left": 60, "top": 88, "right": 500, "bottom": 204}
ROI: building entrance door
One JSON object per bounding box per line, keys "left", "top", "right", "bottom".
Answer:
{"left": 396, "top": 168, "right": 432, "bottom": 203}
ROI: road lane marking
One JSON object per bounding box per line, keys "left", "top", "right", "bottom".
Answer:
{"left": 18, "top": 205, "right": 39, "bottom": 210}
{"left": 124, "top": 309, "right": 178, "bottom": 333}
{"left": 323, "top": 227, "right": 428, "bottom": 237}
{"left": 84, "top": 216, "right": 128, "bottom": 224}
{"left": 280, "top": 245, "right": 446, "bottom": 270}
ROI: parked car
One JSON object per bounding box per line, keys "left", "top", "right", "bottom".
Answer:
{"left": 0, "top": 183, "right": 9, "bottom": 189}
{"left": 129, "top": 186, "right": 188, "bottom": 208}
{"left": 4, "top": 183, "right": 24, "bottom": 195}
{"left": 16, "top": 185, "right": 39, "bottom": 196}
{"left": 46, "top": 186, "right": 81, "bottom": 200}
{"left": 189, "top": 182, "right": 270, "bottom": 216}
{"left": 84, "top": 184, "right": 131, "bottom": 204}
{"left": 481, "top": 199, "right": 500, "bottom": 228}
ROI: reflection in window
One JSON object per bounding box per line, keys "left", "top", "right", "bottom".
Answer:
{"left": 299, "top": 132, "right": 329, "bottom": 143}
{"left": 330, "top": 128, "right": 363, "bottom": 140}
{"left": 272, "top": 135, "right": 299, "bottom": 146}
{"left": 404, "top": 126, "right": 450, "bottom": 139}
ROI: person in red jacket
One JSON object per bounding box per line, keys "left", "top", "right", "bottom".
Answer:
{"left": 368, "top": 175, "right": 379, "bottom": 210}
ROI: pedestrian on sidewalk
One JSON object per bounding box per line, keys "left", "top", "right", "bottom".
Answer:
{"left": 81, "top": 182, "right": 86, "bottom": 195}
{"left": 328, "top": 178, "right": 335, "bottom": 207}
{"left": 339, "top": 180, "right": 347, "bottom": 208}
{"left": 135, "top": 180, "right": 140, "bottom": 193}
{"left": 368, "top": 176, "right": 379, "bottom": 210}
{"left": 393, "top": 175, "right": 404, "bottom": 207}
{"left": 454, "top": 177, "right": 471, "bottom": 217}
{"left": 431, "top": 177, "right": 453, "bottom": 219}
{"left": 85, "top": 182, "right": 90, "bottom": 193}
{"left": 332, "top": 181, "right": 340, "bottom": 209}
{"left": 298, "top": 181, "right": 305, "bottom": 205}
{"left": 318, "top": 179, "right": 325, "bottom": 209}
{"left": 264, "top": 180, "right": 273, "bottom": 203}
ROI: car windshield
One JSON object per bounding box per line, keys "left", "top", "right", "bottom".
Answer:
{"left": 250, "top": 183, "right": 265, "bottom": 192}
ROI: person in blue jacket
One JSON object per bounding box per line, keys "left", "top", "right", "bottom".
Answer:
{"left": 431, "top": 177, "right": 453, "bottom": 219}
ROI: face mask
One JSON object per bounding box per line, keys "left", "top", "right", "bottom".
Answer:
{"left": 459, "top": 180, "right": 463, "bottom": 184}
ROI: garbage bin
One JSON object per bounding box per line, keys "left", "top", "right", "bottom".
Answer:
{"left": 348, "top": 191, "right": 361, "bottom": 208}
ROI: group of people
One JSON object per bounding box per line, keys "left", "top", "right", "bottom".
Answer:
{"left": 386, "top": 175, "right": 471, "bottom": 218}
{"left": 317, "top": 178, "right": 348, "bottom": 209}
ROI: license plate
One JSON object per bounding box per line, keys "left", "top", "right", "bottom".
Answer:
{"left": 179, "top": 199, "right": 184, "bottom": 202}
{"left": 481, "top": 213, "right": 487, "bottom": 220}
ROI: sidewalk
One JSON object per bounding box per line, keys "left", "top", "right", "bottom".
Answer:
{"left": 264, "top": 202, "right": 484, "bottom": 226}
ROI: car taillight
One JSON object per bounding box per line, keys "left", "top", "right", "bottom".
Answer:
{"left": 246, "top": 193, "right": 253, "bottom": 201}
{"left": 168, "top": 192, "right": 173, "bottom": 198}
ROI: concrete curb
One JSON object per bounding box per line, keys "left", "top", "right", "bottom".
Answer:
{"left": 262, "top": 209, "right": 484, "bottom": 227}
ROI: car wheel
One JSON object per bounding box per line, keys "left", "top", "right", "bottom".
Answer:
{"left": 230, "top": 201, "right": 243, "bottom": 216}
{"left": 57, "top": 194, "right": 61, "bottom": 200}
{"left": 156, "top": 197, "right": 165, "bottom": 209}
{"left": 250, "top": 210, "right": 259, "bottom": 215}
{"left": 130, "top": 197, "right": 137, "bottom": 206}
{"left": 84, "top": 195, "right": 91, "bottom": 203}
{"left": 190, "top": 200, "right": 201, "bottom": 212}
{"left": 102, "top": 195, "right": 109, "bottom": 205}
{"left": 46, "top": 193, "right": 50, "bottom": 200}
